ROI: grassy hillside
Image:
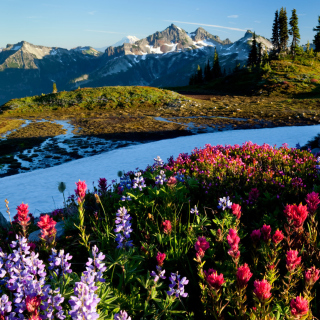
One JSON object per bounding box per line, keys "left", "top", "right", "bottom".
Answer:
{"left": 174, "top": 53, "right": 320, "bottom": 97}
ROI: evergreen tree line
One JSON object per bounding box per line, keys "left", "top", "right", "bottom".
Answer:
{"left": 189, "top": 48, "right": 226, "bottom": 85}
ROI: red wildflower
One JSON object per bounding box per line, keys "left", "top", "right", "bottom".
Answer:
{"left": 305, "top": 191, "right": 320, "bottom": 215}
{"left": 156, "top": 252, "right": 166, "bottom": 266}
{"left": 26, "top": 295, "right": 41, "bottom": 313}
{"left": 16, "top": 203, "right": 30, "bottom": 226}
{"left": 167, "top": 176, "right": 177, "bottom": 186}
{"left": 290, "top": 296, "right": 309, "bottom": 318}
{"left": 195, "top": 236, "right": 210, "bottom": 252}
{"left": 231, "top": 203, "right": 241, "bottom": 219}
{"left": 204, "top": 269, "right": 225, "bottom": 290}
{"left": 98, "top": 178, "right": 108, "bottom": 193}
{"left": 261, "top": 224, "right": 271, "bottom": 242}
{"left": 253, "top": 279, "right": 272, "bottom": 302}
{"left": 284, "top": 203, "right": 308, "bottom": 229}
{"left": 272, "top": 229, "right": 284, "bottom": 245}
{"left": 227, "top": 228, "right": 240, "bottom": 260}
{"left": 250, "top": 229, "right": 261, "bottom": 243}
{"left": 37, "top": 214, "right": 57, "bottom": 242}
{"left": 162, "top": 220, "right": 172, "bottom": 234}
{"left": 237, "top": 263, "right": 253, "bottom": 288}
{"left": 196, "top": 248, "right": 205, "bottom": 261}
{"left": 75, "top": 180, "right": 87, "bottom": 203}
{"left": 305, "top": 266, "right": 320, "bottom": 287}
{"left": 286, "top": 250, "right": 301, "bottom": 273}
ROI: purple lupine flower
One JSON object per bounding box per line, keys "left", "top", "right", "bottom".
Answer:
{"left": 121, "top": 195, "right": 132, "bottom": 201}
{"left": 48, "top": 249, "right": 73, "bottom": 277}
{"left": 40, "top": 288, "right": 65, "bottom": 320}
{"left": 154, "top": 156, "right": 164, "bottom": 167}
{"left": 190, "top": 205, "right": 199, "bottom": 215}
{"left": 114, "top": 207, "right": 133, "bottom": 249}
{"left": 69, "top": 246, "right": 106, "bottom": 320}
{"left": 119, "top": 176, "right": 132, "bottom": 191}
{"left": 151, "top": 265, "right": 166, "bottom": 283}
{"left": 132, "top": 172, "right": 146, "bottom": 191}
{"left": 218, "top": 196, "right": 232, "bottom": 211}
{"left": 155, "top": 170, "right": 167, "bottom": 185}
{"left": 175, "top": 173, "right": 185, "bottom": 182}
{"left": 0, "top": 294, "right": 13, "bottom": 319}
{"left": 114, "top": 310, "right": 132, "bottom": 320}
{"left": 167, "top": 272, "right": 189, "bottom": 298}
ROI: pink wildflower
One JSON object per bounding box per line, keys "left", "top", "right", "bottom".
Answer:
{"left": 290, "top": 296, "right": 309, "bottom": 318}
{"left": 16, "top": 203, "right": 30, "bottom": 227}
{"left": 204, "top": 269, "right": 225, "bottom": 290}
{"left": 231, "top": 203, "right": 241, "bottom": 219}
{"left": 75, "top": 180, "right": 87, "bottom": 203}
{"left": 305, "top": 191, "right": 320, "bottom": 215}
{"left": 26, "top": 295, "right": 41, "bottom": 313}
{"left": 272, "top": 229, "right": 284, "bottom": 245}
{"left": 162, "top": 220, "right": 172, "bottom": 234}
{"left": 167, "top": 176, "right": 177, "bottom": 186}
{"left": 284, "top": 203, "right": 308, "bottom": 229}
{"left": 237, "top": 263, "right": 253, "bottom": 288}
{"left": 98, "top": 178, "right": 107, "bottom": 193}
{"left": 227, "top": 228, "right": 240, "bottom": 260}
{"left": 305, "top": 266, "right": 320, "bottom": 287}
{"left": 261, "top": 224, "right": 271, "bottom": 242}
{"left": 195, "top": 237, "right": 210, "bottom": 252}
{"left": 250, "top": 229, "right": 261, "bottom": 243}
{"left": 253, "top": 279, "right": 272, "bottom": 302}
{"left": 37, "top": 214, "right": 57, "bottom": 242}
{"left": 156, "top": 252, "right": 166, "bottom": 266}
{"left": 286, "top": 250, "right": 301, "bottom": 273}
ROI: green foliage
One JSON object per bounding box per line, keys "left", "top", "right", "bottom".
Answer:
{"left": 279, "top": 7, "right": 289, "bottom": 53}
{"left": 271, "top": 10, "right": 280, "bottom": 52}
{"left": 247, "top": 32, "right": 258, "bottom": 67}
{"left": 313, "top": 16, "right": 320, "bottom": 52}
{"left": 289, "top": 9, "right": 300, "bottom": 56}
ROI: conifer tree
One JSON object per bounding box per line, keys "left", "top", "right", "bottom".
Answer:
{"left": 204, "top": 60, "right": 211, "bottom": 82}
{"left": 279, "top": 7, "right": 289, "bottom": 53}
{"left": 271, "top": 10, "right": 280, "bottom": 52}
{"left": 212, "top": 47, "right": 222, "bottom": 78}
{"left": 257, "top": 42, "right": 262, "bottom": 65}
{"left": 289, "top": 9, "right": 300, "bottom": 56}
{"left": 53, "top": 82, "right": 57, "bottom": 93}
{"left": 313, "top": 16, "right": 320, "bottom": 52}
{"left": 247, "top": 32, "right": 258, "bottom": 67}
{"left": 197, "top": 65, "right": 203, "bottom": 84}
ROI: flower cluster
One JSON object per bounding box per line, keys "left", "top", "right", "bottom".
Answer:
{"left": 75, "top": 180, "right": 87, "bottom": 203}
{"left": 0, "top": 236, "right": 65, "bottom": 319}
{"left": 261, "top": 224, "right": 271, "bottom": 242}
{"left": 237, "top": 263, "right": 252, "bottom": 288}
{"left": 156, "top": 252, "right": 166, "bottom": 267}
{"left": 69, "top": 245, "right": 106, "bottom": 320}
{"left": 151, "top": 253, "right": 166, "bottom": 283}
{"left": 190, "top": 205, "right": 199, "bottom": 215}
{"left": 204, "top": 269, "right": 225, "bottom": 291}
{"left": 305, "top": 191, "right": 320, "bottom": 215}
{"left": 48, "top": 249, "right": 73, "bottom": 277}
{"left": 114, "top": 207, "right": 133, "bottom": 249}
{"left": 231, "top": 203, "right": 241, "bottom": 219}
{"left": 114, "top": 310, "right": 132, "bottom": 320}
{"left": 162, "top": 220, "right": 172, "bottom": 234}
{"left": 154, "top": 156, "right": 164, "bottom": 167}
{"left": 155, "top": 170, "right": 167, "bottom": 185}
{"left": 227, "top": 228, "right": 240, "bottom": 261}
{"left": 290, "top": 296, "right": 309, "bottom": 319}
{"left": 37, "top": 214, "right": 57, "bottom": 244}
{"left": 286, "top": 250, "right": 301, "bottom": 273}
{"left": 119, "top": 176, "right": 132, "bottom": 191}
{"left": 284, "top": 204, "right": 308, "bottom": 229}
{"left": 218, "top": 196, "right": 232, "bottom": 211}
{"left": 272, "top": 229, "right": 284, "bottom": 245}
{"left": 167, "top": 272, "right": 189, "bottom": 298}
{"left": 132, "top": 172, "right": 146, "bottom": 191}
{"left": 195, "top": 236, "right": 210, "bottom": 260}
{"left": 253, "top": 279, "right": 272, "bottom": 302}
{"left": 305, "top": 266, "right": 320, "bottom": 287}
{"left": 98, "top": 177, "right": 108, "bottom": 193}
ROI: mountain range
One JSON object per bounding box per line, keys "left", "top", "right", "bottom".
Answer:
{"left": 95, "top": 35, "right": 140, "bottom": 53}
{"left": 0, "top": 24, "right": 272, "bottom": 105}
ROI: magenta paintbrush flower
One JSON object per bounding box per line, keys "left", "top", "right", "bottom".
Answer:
{"left": 253, "top": 279, "right": 272, "bottom": 302}
{"left": 237, "top": 263, "right": 253, "bottom": 288}
{"left": 75, "top": 180, "right": 87, "bottom": 203}
{"left": 272, "top": 229, "right": 284, "bottom": 245}
{"left": 290, "top": 296, "right": 309, "bottom": 319}
{"left": 286, "top": 250, "right": 301, "bottom": 273}
{"left": 204, "top": 269, "right": 225, "bottom": 290}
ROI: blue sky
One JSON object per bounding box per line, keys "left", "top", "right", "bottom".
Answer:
{"left": 0, "top": 0, "right": 318, "bottom": 49}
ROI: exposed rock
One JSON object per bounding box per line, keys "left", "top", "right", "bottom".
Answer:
{"left": 0, "top": 212, "right": 10, "bottom": 229}
{"left": 28, "top": 221, "right": 65, "bottom": 243}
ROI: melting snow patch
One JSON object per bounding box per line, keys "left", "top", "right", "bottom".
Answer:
{"left": 12, "top": 45, "right": 22, "bottom": 51}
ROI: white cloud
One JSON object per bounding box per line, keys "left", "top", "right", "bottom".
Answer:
{"left": 228, "top": 15, "right": 239, "bottom": 18}
{"left": 254, "top": 20, "right": 261, "bottom": 23}
{"left": 88, "top": 11, "right": 96, "bottom": 15}
{"left": 164, "top": 20, "right": 248, "bottom": 32}
{"left": 298, "top": 13, "right": 306, "bottom": 16}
